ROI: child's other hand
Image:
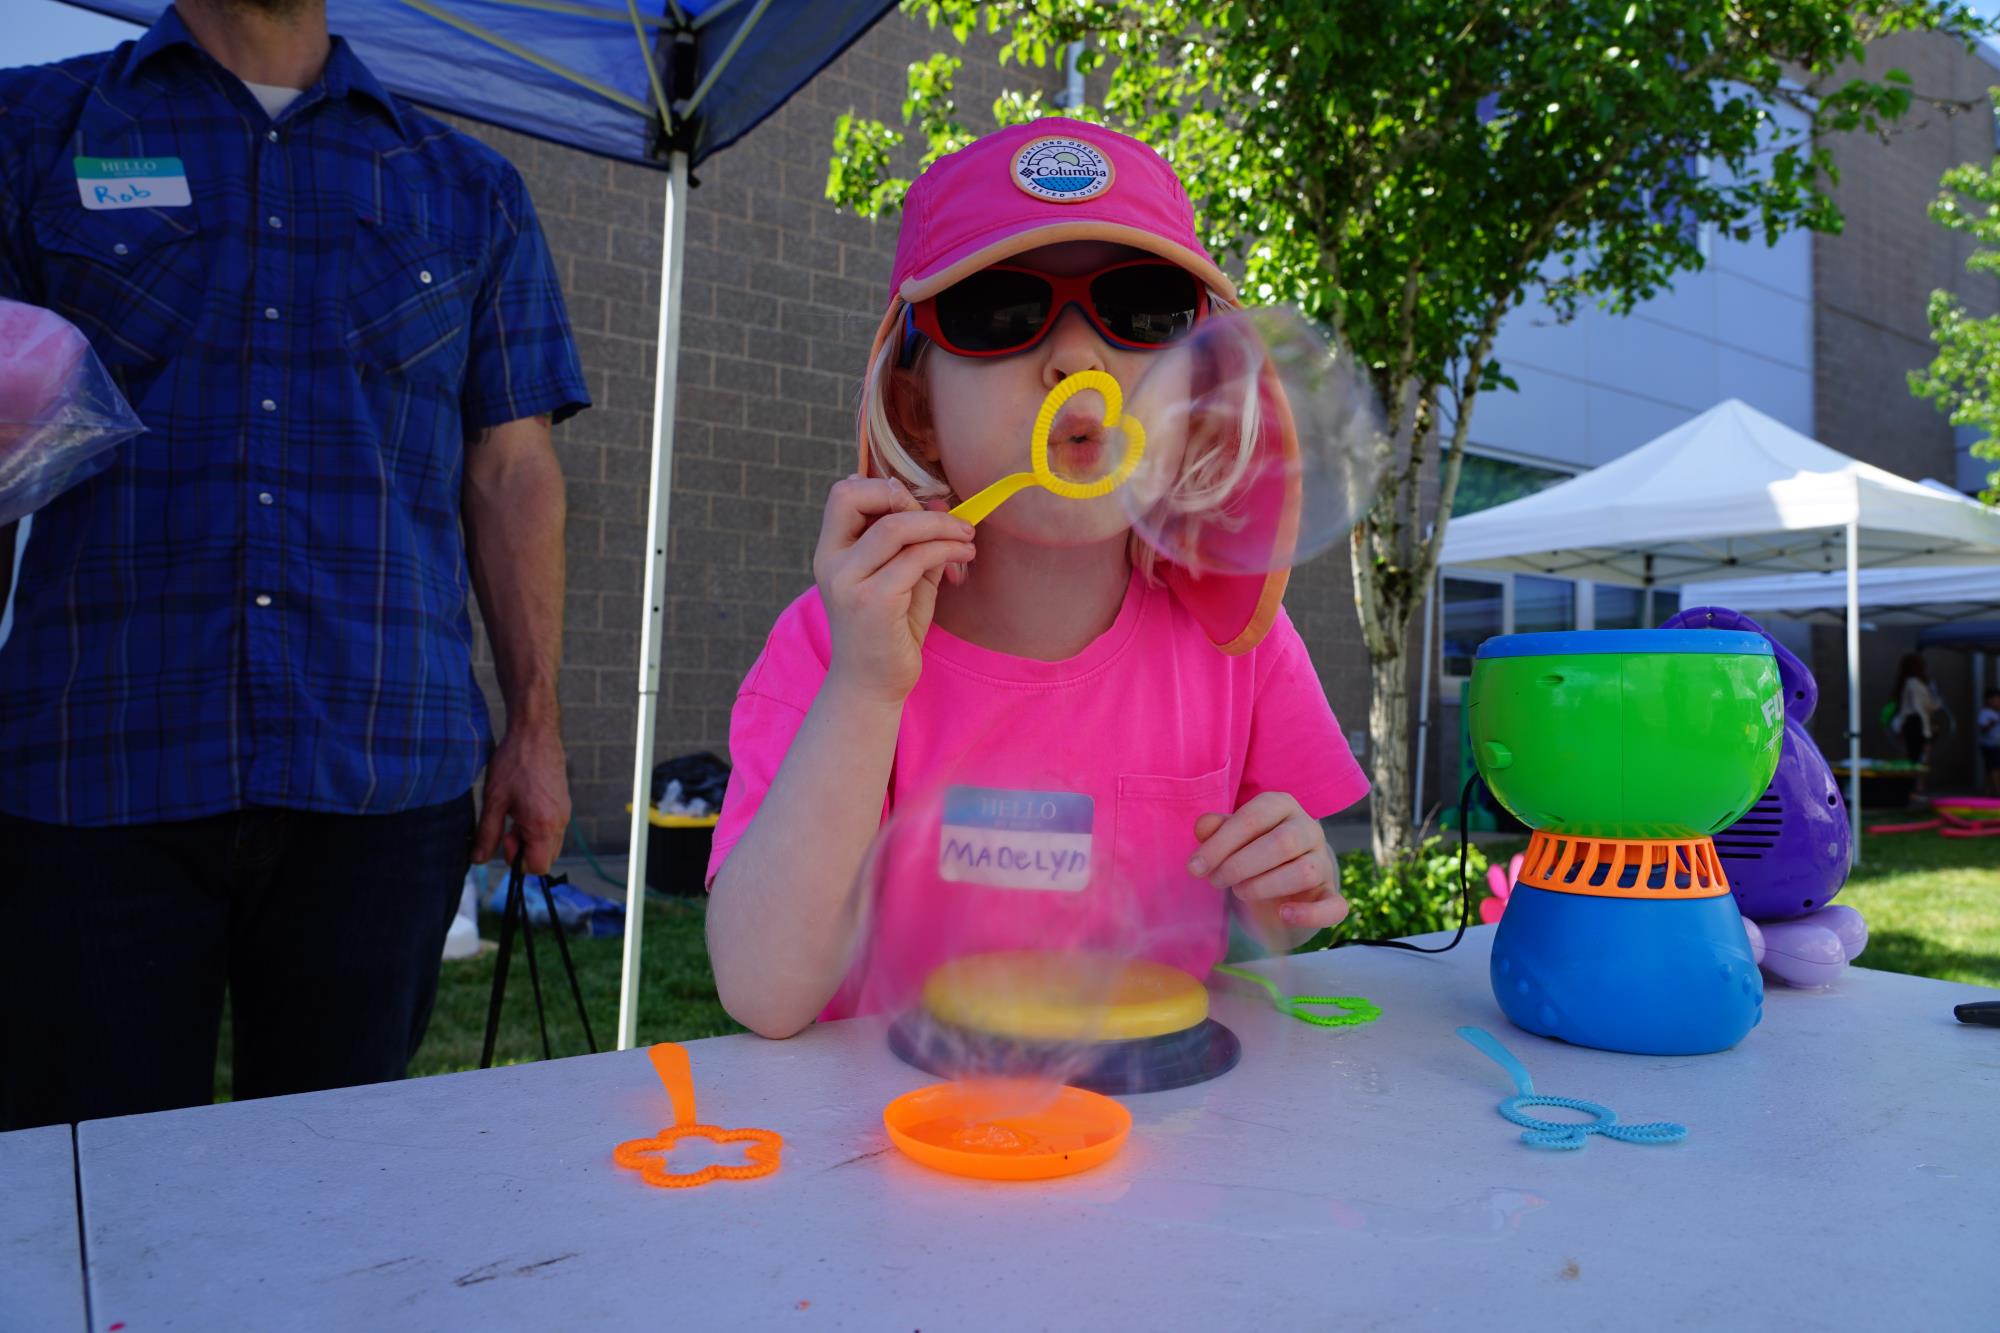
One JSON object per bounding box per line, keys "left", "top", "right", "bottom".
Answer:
{"left": 814, "top": 476, "right": 976, "bottom": 706}
{"left": 1189, "top": 793, "right": 1346, "bottom": 937}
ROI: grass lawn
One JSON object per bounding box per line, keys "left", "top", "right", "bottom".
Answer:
{"left": 214, "top": 818, "right": 1995, "bottom": 1099}
{"left": 414, "top": 897, "right": 746, "bottom": 1076}
{"left": 1837, "top": 825, "right": 2000, "bottom": 989}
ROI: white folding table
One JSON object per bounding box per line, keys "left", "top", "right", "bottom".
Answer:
{"left": 73, "top": 927, "right": 1998, "bottom": 1329}
{"left": 2, "top": 1123, "right": 86, "bottom": 1332}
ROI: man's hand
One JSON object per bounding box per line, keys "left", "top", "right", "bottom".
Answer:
{"left": 474, "top": 722, "right": 570, "bottom": 874}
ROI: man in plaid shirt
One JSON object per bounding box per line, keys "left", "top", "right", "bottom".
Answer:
{"left": 0, "top": 0, "right": 589, "bottom": 1128}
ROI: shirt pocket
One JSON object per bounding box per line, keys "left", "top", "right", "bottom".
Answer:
{"left": 29, "top": 205, "right": 203, "bottom": 371}
{"left": 1112, "top": 766, "right": 1234, "bottom": 890}
{"left": 345, "top": 214, "right": 479, "bottom": 386}
{"left": 1112, "top": 766, "right": 1235, "bottom": 964}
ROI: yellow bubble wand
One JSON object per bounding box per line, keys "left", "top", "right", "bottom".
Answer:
{"left": 949, "top": 369, "right": 1148, "bottom": 526}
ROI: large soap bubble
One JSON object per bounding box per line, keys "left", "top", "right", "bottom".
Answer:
{"left": 944, "top": 307, "right": 1387, "bottom": 578}
{"left": 853, "top": 763, "right": 1215, "bottom": 1104}
{"left": 1119, "top": 306, "right": 1389, "bottom": 576}
{"left": 850, "top": 719, "right": 1336, "bottom": 1178}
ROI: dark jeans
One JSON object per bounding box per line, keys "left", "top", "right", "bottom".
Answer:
{"left": 1901, "top": 716, "right": 1929, "bottom": 766}
{"left": 0, "top": 793, "right": 474, "bottom": 1130}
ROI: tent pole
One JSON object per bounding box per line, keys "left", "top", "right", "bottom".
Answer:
{"left": 1845, "top": 519, "right": 1862, "bottom": 868}
{"left": 1977, "top": 652, "right": 1988, "bottom": 792}
{"left": 1412, "top": 578, "right": 1435, "bottom": 828}
{"left": 618, "top": 149, "right": 691, "bottom": 1050}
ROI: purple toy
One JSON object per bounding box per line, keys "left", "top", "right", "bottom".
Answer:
{"left": 1661, "top": 606, "right": 1864, "bottom": 987}
{"left": 1741, "top": 909, "right": 1870, "bottom": 988}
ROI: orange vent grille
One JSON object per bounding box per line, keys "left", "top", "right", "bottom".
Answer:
{"left": 1517, "top": 830, "right": 1731, "bottom": 900}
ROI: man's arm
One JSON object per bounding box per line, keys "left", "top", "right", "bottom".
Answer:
{"left": 463, "top": 412, "right": 569, "bottom": 873}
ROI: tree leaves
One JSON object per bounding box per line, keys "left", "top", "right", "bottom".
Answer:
{"left": 1911, "top": 110, "right": 2000, "bottom": 503}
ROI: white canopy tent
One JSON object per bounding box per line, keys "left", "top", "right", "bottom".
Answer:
{"left": 1423, "top": 398, "right": 2000, "bottom": 862}
{"left": 1681, "top": 561, "right": 2000, "bottom": 624}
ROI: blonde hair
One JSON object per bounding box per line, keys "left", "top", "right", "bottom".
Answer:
{"left": 857, "top": 293, "right": 1265, "bottom": 582}
{"left": 860, "top": 308, "right": 953, "bottom": 502}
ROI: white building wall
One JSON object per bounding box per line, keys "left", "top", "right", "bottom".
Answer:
{"left": 1475, "top": 210, "right": 1814, "bottom": 471}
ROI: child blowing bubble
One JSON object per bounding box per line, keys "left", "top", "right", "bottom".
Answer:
{"left": 705, "top": 121, "right": 1369, "bottom": 1038}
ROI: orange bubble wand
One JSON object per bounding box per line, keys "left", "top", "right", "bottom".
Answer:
{"left": 613, "top": 1042, "right": 783, "bottom": 1188}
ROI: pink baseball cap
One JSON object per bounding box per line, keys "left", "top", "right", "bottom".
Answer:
{"left": 887, "top": 118, "right": 1236, "bottom": 305}
{"left": 859, "top": 119, "right": 1291, "bottom": 656}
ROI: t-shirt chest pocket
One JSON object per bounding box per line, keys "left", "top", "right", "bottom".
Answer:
{"left": 29, "top": 205, "right": 204, "bottom": 371}
{"left": 1112, "top": 766, "right": 1234, "bottom": 891}
{"left": 345, "top": 214, "right": 480, "bottom": 385}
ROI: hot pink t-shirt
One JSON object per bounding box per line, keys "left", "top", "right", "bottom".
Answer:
{"left": 707, "top": 569, "right": 1369, "bottom": 1020}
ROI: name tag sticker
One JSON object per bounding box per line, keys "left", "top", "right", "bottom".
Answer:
{"left": 938, "top": 786, "right": 1094, "bottom": 892}
{"left": 75, "top": 156, "right": 192, "bottom": 211}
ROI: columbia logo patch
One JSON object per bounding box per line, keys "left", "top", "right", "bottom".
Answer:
{"left": 1011, "top": 136, "right": 1114, "bottom": 204}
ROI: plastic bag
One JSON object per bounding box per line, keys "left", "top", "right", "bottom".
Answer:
{"left": 649, "top": 751, "right": 730, "bottom": 815}
{"left": 0, "top": 301, "right": 146, "bottom": 525}
{"left": 479, "top": 867, "right": 626, "bottom": 938}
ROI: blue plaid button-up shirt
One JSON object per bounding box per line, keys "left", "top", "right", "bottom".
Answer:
{"left": 0, "top": 7, "right": 589, "bottom": 826}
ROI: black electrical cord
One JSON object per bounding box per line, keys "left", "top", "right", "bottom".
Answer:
{"left": 1330, "top": 772, "right": 1482, "bottom": 955}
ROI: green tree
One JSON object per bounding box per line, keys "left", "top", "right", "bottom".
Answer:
{"left": 828, "top": 0, "right": 1985, "bottom": 863}
{"left": 1911, "top": 134, "right": 2000, "bottom": 502}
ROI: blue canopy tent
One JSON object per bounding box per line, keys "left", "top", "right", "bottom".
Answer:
{"left": 54, "top": 0, "right": 901, "bottom": 1046}
{"left": 1919, "top": 621, "right": 2000, "bottom": 790}
{"left": 1919, "top": 622, "right": 2000, "bottom": 652}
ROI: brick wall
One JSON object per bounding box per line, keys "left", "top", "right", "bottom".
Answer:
{"left": 1805, "top": 31, "right": 1999, "bottom": 787}
{"left": 453, "top": 17, "right": 1380, "bottom": 852}
{"left": 1815, "top": 30, "right": 1998, "bottom": 480}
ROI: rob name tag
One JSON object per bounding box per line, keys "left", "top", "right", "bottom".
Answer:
{"left": 76, "top": 157, "right": 192, "bottom": 210}
{"left": 938, "top": 786, "right": 1094, "bottom": 892}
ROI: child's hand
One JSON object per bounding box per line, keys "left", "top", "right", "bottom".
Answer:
{"left": 1190, "top": 793, "right": 1346, "bottom": 936}
{"left": 814, "top": 476, "right": 976, "bottom": 706}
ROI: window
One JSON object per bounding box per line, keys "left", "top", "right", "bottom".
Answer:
{"left": 1514, "top": 575, "right": 1575, "bottom": 635}
{"left": 1591, "top": 583, "right": 1684, "bottom": 629}
{"left": 1439, "top": 453, "right": 1580, "bottom": 679}
{"left": 1442, "top": 576, "right": 1505, "bottom": 677}
{"left": 1595, "top": 584, "right": 1645, "bottom": 630}
{"left": 1455, "top": 453, "right": 1574, "bottom": 519}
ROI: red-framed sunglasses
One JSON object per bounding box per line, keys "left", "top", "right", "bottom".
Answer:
{"left": 903, "top": 259, "right": 1208, "bottom": 363}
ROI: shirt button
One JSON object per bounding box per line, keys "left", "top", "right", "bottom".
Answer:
{"left": 267, "top": 129, "right": 279, "bottom": 142}
{"left": 268, "top": 216, "right": 283, "bottom": 230}
{"left": 113, "top": 242, "right": 129, "bottom": 256}
{"left": 264, "top": 307, "right": 279, "bottom": 321}
{"left": 254, "top": 594, "right": 273, "bottom": 608}
{"left": 261, "top": 399, "right": 277, "bottom": 412}
{"left": 258, "top": 492, "right": 274, "bottom": 506}
{"left": 419, "top": 270, "right": 433, "bottom": 285}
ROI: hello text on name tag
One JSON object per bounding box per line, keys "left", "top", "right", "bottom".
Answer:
{"left": 76, "top": 156, "right": 192, "bottom": 211}
{"left": 938, "top": 786, "right": 1095, "bottom": 892}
